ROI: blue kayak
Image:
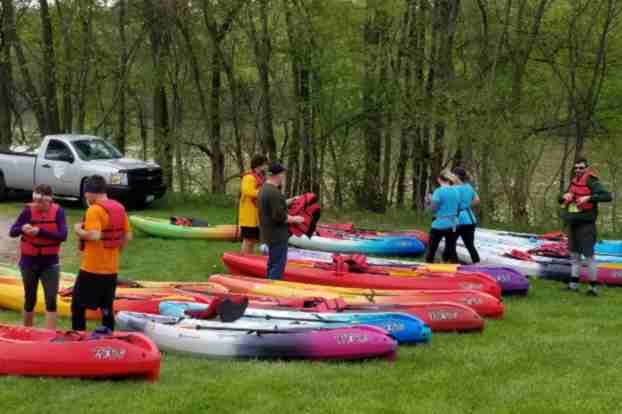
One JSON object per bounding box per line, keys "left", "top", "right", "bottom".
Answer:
{"left": 159, "top": 301, "right": 432, "bottom": 344}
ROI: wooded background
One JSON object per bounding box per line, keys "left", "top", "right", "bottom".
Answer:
{"left": 1, "top": 0, "right": 621, "bottom": 229}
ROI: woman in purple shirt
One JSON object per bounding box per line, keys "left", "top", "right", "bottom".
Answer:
{"left": 9, "top": 184, "right": 67, "bottom": 329}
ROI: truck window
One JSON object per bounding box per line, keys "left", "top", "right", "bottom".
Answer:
{"left": 72, "top": 139, "right": 122, "bottom": 160}
{"left": 45, "top": 140, "right": 74, "bottom": 163}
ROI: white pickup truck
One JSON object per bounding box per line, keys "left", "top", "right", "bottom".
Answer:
{"left": 0, "top": 134, "right": 167, "bottom": 206}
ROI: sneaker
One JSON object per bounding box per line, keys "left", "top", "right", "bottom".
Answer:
{"left": 562, "top": 285, "right": 579, "bottom": 292}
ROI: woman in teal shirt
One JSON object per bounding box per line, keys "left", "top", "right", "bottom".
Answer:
{"left": 425, "top": 171, "right": 460, "bottom": 263}
{"left": 450, "top": 167, "right": 480, "bottom": 263}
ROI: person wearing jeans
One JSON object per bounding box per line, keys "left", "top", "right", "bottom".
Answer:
{"left": 425, "top": 171, "right": 460, "bottom": 264}
{"left": 257, "top": 163, "right": 303, "bottom": 280}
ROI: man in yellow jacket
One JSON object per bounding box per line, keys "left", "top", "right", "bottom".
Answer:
{"left": 239, "top": 154, "right": 269, "bottom": 254}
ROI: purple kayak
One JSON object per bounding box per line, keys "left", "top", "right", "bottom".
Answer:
{"left": 285, "top": 247, "right": 529, "bottom": 295}
{"left": 116, "top": 312, "right": 398, "bottom": 361}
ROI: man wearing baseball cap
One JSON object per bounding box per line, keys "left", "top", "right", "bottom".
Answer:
{"left": 257, "top": 163, "right": 303, "bottom": 279}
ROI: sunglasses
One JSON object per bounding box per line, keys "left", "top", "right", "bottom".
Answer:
{"left": 574, "top": 166, "right": 586, "bottom": 170}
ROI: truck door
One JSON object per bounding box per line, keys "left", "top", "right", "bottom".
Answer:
{"left": 35, "top": 139, "right": 79, "bottom": 196}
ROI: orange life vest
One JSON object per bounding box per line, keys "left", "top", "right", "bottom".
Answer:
{"left": 20, "top": 203, "right": 62, "bottom": 256}
{"left": 568, "top": 169, "right": 596, "bottom": 211}
{"left": 78, "top": 199, "right": 127, "bottom": 251}
{"left": 98, "top": 199, "right": 127, "bottom": 248}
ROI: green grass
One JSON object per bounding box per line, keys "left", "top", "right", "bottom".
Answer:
{"left": 1, "top": 195, "right": 621, "bottom": 414}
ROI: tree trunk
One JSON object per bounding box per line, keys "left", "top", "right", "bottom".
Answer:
{"left": 0, "top": 62, "right": 11, "bottom": 149}
{"left": 145, "top": 0, "right": 173, "bottom": 186}
{"left": 76, "top": 1, "right": 94, "bottom": 133}
{"left": 0, "top": 0, "right": 12, "bottom": 149}
{"left": 412, "top": 0, "right": 429, "bottom": 211}
{"left": 210, "top": 48, "right": 225, "bottom": 193}
{"left": 39, "top": 0, "right": 61, "bottom": 134}
{"left": 360, "top": 5, "right": 386, "bottom": 213}
{"left": 55, "top": 0, "right": 74, "bottom": 133}
{"left": 116, "top": 0, "right": 128, "bottom": 153}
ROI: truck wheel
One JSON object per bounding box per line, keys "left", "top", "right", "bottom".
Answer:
{"left": 0, "top": 174, "right": 7, "bottom": 201}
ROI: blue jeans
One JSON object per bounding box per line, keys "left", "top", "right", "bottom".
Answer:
{"left": 267, "top": 241, "right": 288, "bottom": 280}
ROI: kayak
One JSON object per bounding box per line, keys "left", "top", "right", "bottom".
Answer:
{"left": 0, "top": 324, "right": 160, "bottom": 380}
{"left": 208, "top": 274, "right": 505, "bottom": 318}
{"left": 116, "top": 311, "right": 398, "bottom": 361}
{"left": 222, "top": 253, "right": 501, "bottom": 298}
{"left": 316, "top": 223, "right": 429, "bottom": 244}
{"left": 451, "top": 238, "right": 622, "bottom": 284}
{"left": 159, "top": 301, "right": 432, "bottom": 344}
{"left": 288, "top": 234, "right": 425, "bottom": 257}
{"left": 155, "top": 292, "right": 484, "bottom": 333}
{"left": 473, "top": 229, "right": 622, "bottom": 263}
{"left": 285, "top": 248, "right": 528, "bottom": 294}
{"left": 0, "top": 279, "right": 213, "bottom": 319}
{"left": 129, "top": 216, "right": 239, "bottom": 240}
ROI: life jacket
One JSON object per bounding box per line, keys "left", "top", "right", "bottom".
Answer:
{"left": 313, "top": 254, "right": 369, "bottom": 273}
{"left": 288, "top": 193, "right": 321, "bottom": 238}
{"left": 241, "top": 171, "right": 265, "bottom": 206}
{"left": 170, "top": 216, "right": 209, "bottom": 227}
{"left": 78, "top": 199, "right": 127, "bottom": 251}
{"left": 567, "top": 169, "right": 597, "bottom": 211}
{"left": 20, "top": 203, "right": 62, "bottom": 256}
{"left": 505, "top": 249, "right": 533, "bottom": 261}
{"left": 98, "top": 199, "right": 127, "bottom": 248}
{"left": 528, "top": 242, "right": 570, "bottom": 258}
{"left": 184, "top": 296, "right": 249, "bottom": 322}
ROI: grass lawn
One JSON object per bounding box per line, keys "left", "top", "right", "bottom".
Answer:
{"left": 0, "top": 195, "right": 621, "bottom": 414}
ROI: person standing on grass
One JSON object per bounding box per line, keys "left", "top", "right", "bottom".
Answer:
{"left": 239, "top": 154, "right": 269, "bottom": 254}
{"left": 559, "top": 157, "right": 612, "bottom": 295}
{"left": 425, "top": 171, "right": 460, "bottom": 264}
{"left": 257, "top": 163, "right": 303, "bottom": 280}
{"left": 449, "top": 167, "right": 480, "bottom": 264}
{"left": 72, "top": 175, "right": 131, "bottom": 331}
{"left": 9, "top": 185, "right": 67, "bottom": 330}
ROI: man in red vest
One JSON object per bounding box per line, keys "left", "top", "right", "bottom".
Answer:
{"left": 72, "top": 175, "right": 131, "bottom": 331}
{"left": 560, "top": 157, "right": 612, "bottom": 295}
{"left": 9, "top": 184, "right": 67, "bottom": 329}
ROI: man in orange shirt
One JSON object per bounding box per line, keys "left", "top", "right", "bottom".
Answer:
{"left": 71, "top": 175, "right": 132, "bottom": 331}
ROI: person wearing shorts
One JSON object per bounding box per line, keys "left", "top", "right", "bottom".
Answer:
{"left": 559, "top": 157, "right": 612, "bottom": 295}
{"left": 9, "top": 184, "right": 67, "bottom": 330}
{"left": 239, "top": 154, "right": 269, "bottom": 254}
{"left": 72, "top": 175, "right": 131, "bottom": 331}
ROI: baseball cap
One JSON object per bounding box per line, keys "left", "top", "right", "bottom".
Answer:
{"left": 268, "top": 163, "right": 287, "bottom": 176}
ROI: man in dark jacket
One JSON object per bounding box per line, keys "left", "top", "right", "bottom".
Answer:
{"left": 258, "top": 163, "right": 303, "bottom": 280}
{"left": 559, "top": 157, "right": 612, "bottom": 295}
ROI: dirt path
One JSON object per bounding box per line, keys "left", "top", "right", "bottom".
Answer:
{"left": 0, "top": 217, "right": 19, "bottom": 263}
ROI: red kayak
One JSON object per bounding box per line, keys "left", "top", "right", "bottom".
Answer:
{"left": 222, "top": 253, "right": 501, "bottom": 298}
{"left": 0, "top": 325, "right": 161, "bottom": 380}
{"left": 247, "top": 296, "right": 486, "bottom": 332}
{"left": 206, "top": 274, "right": 504, "bottom": 318}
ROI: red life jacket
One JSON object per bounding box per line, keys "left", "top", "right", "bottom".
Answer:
{"left": 97, "top": 199, "right": 127, "bottom": 249}
{"left": 288, "top": 193, "right": 321, "bottom": 238}
{"left": 568, "top": 169, "right": 597, "bottom": 211}
{"left": 241, "top": 171, "right": 265, "bottom": 206}
{"left": 20, "top": 203, "right": 62, "bottom": 256}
